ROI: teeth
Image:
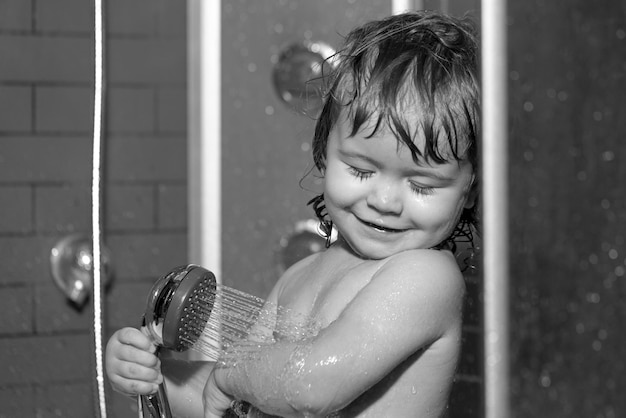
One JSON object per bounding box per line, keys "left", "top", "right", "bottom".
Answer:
{"left": 366, "top": 221, "right": 398, "bottom": 232}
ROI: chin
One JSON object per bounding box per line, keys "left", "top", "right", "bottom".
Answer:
{"left": 344, "top": 241, "right": 408, "bottom": 260}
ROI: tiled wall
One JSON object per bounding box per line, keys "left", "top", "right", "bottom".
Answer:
{"left": 0, "top": 1, "right": 188, "bottom": 416}
{"left": 0, "top": 1, "right": 483, "bottom": 417}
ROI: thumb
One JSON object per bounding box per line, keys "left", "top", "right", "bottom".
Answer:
{"left": 140, "top": 325, "right": 159, "bottom": 354}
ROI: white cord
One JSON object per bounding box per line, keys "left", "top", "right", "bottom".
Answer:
{"left": 92, "top": 0, "right": 107, "bottom": 416}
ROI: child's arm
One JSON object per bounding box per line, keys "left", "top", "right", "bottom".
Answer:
{"left": 205, "top": 249, "right": 465, "bottom": 417}
{"left": 159, "top": 357, "right": 215, "bottom": 418}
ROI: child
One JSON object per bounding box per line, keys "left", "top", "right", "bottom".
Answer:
{"left": 106, "top": 10, "right": 479, "bottom": 418}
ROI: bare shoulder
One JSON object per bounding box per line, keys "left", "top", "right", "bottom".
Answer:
{"left": 379, "top": 248, "right": 464, "bottom": 281}
{"left": 268, "top": 252, "right": 322, "bottom": 301}
{"left": 371, "top": 249, "right": 466, "bottom": 323}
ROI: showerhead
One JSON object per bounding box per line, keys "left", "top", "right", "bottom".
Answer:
{"left": 139, "top": 265, "right": 256, "bottom": 418}
{"left": 143, "top": 264, "right": 216, "bottom": 352}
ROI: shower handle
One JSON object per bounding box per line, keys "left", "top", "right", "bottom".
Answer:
{"left": 138, "top": 346, "right": 173, "bottom": 418}
{"left": 138, "top": 378, "right": 172, "bottom": 418}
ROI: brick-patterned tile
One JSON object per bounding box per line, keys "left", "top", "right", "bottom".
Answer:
{"left": 0, "top": 334, "right": 91, "bottom": 385}
{"left": 0, "top": 236, "right": 57, "bottom": 285}
{"left": 35, "top": 85, "right": 93, "bottom": 133}
{"left": 35, "top": 381, "right": 93, "bottom": 418}
{"left": 0, "top": 85, "right": 32, "bottom": 132}
{"left": 0, "top": 186, "right": 32, "bottom": 233}
{"left": 34, "top": 284, "right": 93, "bottom": 333}
{"left": 108, "top": 38, "right": 186, "bottom": 84}
{"left": 106, "top": 136, "right": 187, "bottom": 181}
{"left": 0, "top": 1, "right": 190, "bottom": 416}
{"left": 157, "top": 87, "right": 187, "bottom": 134}
{"left": 34, "top": 185, "right": 91, "bottom": 233}
{"left": 35, "top": 0, "right": 92, "bottom": 33}
{"left": 107, "top": 87, "right": 156, "bottom": 134}
{"left": 0, "top": 286, "right": 33, "bottom": 335}
{"left": 0, "top": 136, "right": 92, "bottom": 182}
{"left": 0, "top": 0, "right": 32, "bottom": 31}
{"left": 105, "top": 184, "right": 156, "bottom": 231}
{"left": 106, "top": 281, "right": 154, "bottom": 329}
{"left": 156, "top": 0, "right": 187, "bottom": 37}
{"left": 108, "top": 0, "right": 156, "bottom": 36}
{"left": 157, "top": 183, "right": 186, "bottom": 229}
{"left": 0, "top": 36, "right": 92, "bottom": 83}
{"left": 0, "top": 386, "right": 36, "bottom": 417}
{"left": 106, "top": 232, "right": 187, "bottom": 280}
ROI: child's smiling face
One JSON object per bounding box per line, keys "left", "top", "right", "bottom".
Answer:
{"left": 323, "top": 113, "right": 476, "bottom": 260}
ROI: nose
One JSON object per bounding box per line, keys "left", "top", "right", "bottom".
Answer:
{"left": 366, "top": 180, "right": 403, "bottom": 215}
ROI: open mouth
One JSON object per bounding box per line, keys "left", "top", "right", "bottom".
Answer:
{"left": 360, "top": 219, "right": 406, "bottom": 233}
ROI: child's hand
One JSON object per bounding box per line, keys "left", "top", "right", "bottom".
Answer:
{"left": 105, "top": 327, "right": 163, "bottom": 396}
{"left": 203, "top": 370, "right": 233, "bottom": 418}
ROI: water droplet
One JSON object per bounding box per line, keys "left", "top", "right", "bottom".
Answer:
{"left": 576, "top": 322, "right": 585, "bottom": 334}
{"left": 539, "top": 373, "right": 551, "bottom": 387}
{"left": 586, "top": 292, "right": 600, "bottom": 303}
{"left": 602, "top": 151, "right": 615, "bottom": 161}
{"left": 523, "top": 101, "right": 534, "bottom": 112}
{"left": 523, "top": 150, "right": 534, "bottom": 161}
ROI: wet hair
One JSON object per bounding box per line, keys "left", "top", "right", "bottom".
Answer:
{"left": 309, "top": 11, "right": 481, "bottom": 250}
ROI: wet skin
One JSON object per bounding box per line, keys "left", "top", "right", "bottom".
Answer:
{"left": 209, "top": 115, "right": 475, "bottom": 417}
{"left": 322, "top": 113, "right": 475, "bottom": 260}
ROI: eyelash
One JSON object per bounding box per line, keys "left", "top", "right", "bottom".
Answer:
{"left": 409, "top": 183, "right": 435, "bottom": 196}
{"left": 348, "top": 166, "right": 373, "bottom": 181}
{"left": 347, "top": 167, "right": 435, "bottom": 196}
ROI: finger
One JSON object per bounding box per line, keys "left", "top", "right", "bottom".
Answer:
{"left": 117, "top": 343, "right": 161, "bottom": 368}
{"left": 140, "top": 326, "right": 159, "bottom": 353}
{"left": 116, "top": 359, "right": 163, "bottom": 382}
{"left": 117, "top": 327, "right": 156, "bottom": 352}
{"left": 109, "top": 375, "right": 160, "bottom": 396}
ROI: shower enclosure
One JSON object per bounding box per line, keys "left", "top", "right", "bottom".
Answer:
{"left": 0, "top": 0, "right": 624, "bottom": 417}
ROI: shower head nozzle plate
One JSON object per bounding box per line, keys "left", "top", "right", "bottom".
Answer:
{"left": 144, "top": 264, "right": 217, "bottom": 351}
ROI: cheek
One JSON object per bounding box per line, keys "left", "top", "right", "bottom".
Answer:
{"left": 409, "top": 194, "right": 466, "bottom": 229}
{"left": 438, "top": 195, "right": 469, "bottom": 230}
{"left": 324, "top": 168, "right": 361, "bottom": 208}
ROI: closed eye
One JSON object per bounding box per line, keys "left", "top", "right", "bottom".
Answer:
{"left": 348, "top": 166, "right": 373, "bottom": 181}
{"left": 409, "top": 182, "right": 435, "bottom": 196}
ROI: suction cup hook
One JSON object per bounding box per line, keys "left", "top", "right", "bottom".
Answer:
{"left": 278, "top": 219, "right": 335, "bottom": 272}
{"left": 272, "top": 40, "right": 337, "bottom": 116}
{"left": 50, "top": 234, "right": 112, "bottom": 309}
